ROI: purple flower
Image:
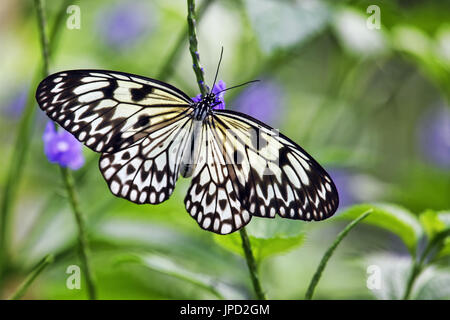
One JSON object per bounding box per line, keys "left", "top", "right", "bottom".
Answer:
{"left": 233, "top": 80, "right": 283, "bottom": 125}
{"left": 327, "top": 168, "right": 356, "bottom": 209}
{"left": 43, "top": 122, "right": 84, "bottom": 170}
{"left": 97, "top": 1, "right": 154, "bottom": 50}
{"left": 192, "top": 80, "right": 226, "bottom": 110}
{"left": 417, "top": 106, "right": 450, "bottom": 169}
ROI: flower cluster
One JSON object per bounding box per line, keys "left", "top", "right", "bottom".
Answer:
{"left": 43, "top": 122, "right": 84, "bottom": 170}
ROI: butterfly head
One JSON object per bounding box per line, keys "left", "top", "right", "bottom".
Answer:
{"left": 204, "top": 92, "right": 218, "bottom": 106}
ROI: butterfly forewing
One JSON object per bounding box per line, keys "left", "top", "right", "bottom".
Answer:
{"left": 36, "top": 70, "right": 192, "bottom": 153}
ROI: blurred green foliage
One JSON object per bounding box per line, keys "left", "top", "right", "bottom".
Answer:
{"left": 0, "top": 0, "right": 449, "bottom": 299}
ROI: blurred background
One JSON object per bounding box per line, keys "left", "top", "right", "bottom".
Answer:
{"left": 0, "top": 0, "right": 449, "bottom": 299}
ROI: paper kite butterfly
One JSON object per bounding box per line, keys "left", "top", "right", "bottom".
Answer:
{"left": 36, "top": 69, "right": 339, "bottom": 234}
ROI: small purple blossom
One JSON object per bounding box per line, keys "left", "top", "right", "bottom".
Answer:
{"left": 43, "top": 122, "right": 84, "bottom": 170}
{"left": 417, "top": 106, "right": 450, "bottom": 169}
{"left": 192, "top": 80, "right": 226, "bottom": 110}
{"left": 233, "top": 80, "right": 283, "bottom": 126}
{"left": 97, "top": 1, "right": 154, "bottom": 50}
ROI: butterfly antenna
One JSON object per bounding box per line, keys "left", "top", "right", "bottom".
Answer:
{"left": 217, "top": 80, "right": 260, "bottom": 94}
{"left": 211, "top": 46, "right": 224, "bottom": 93}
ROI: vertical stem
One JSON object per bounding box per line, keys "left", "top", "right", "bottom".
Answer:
{"left": 59, "top": 167, "right": 97, "bottom": 300}
{"left": 158, "top": 0, "right": 214, "bottom": 81}
{"left": 35, "top": 0, "right": 97, "bottom": 299}
{"left": 186, "top": 0, "right": 266, "bottom": 300}
{"left": 239, "top": 229, "right": 267, "bottom": 300}
{"left": 186, "top": 0, "right": 209, "bottom": 96}
{"left": 35, "top": 0, "right": 50, "bottom": 76}
{"left": 402, "top": 261, "right": 422, "bottom": 300}
{"left": 402, "top": 233, "right": 442, "bottom": 300}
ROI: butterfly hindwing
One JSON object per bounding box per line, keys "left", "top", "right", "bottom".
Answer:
{"left": 208, "top": 110, "right": 339, "bottom": 222}
{"left": 99, "top": 113, "right": 195, "bottom": 204}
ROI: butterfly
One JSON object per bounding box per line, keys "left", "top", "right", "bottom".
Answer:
{"left": 36, "top": 69, "right": 339, "bottom": 234}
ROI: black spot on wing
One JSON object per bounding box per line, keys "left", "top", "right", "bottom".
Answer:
{"left": 130, "top": 84, "right": 154, "bottom": 102}
{"left": 133, "top": 115, "right": 151, "bottom": 129}
{"left": 102, "top": 79, "right": 118, "bottom": 97}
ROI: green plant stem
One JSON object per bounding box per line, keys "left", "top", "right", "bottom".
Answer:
{"left": 185, "top": 0, "right": 266, "bottom": 300}
{"left": 186, "top": 0, "right": 209, "bottom": 96}
{"left": 9, "top": 254, "right": 54, "bottom": 300}
{"left": 402, "top": 261, "right": 422, "bottom": 300}
{"left": 158, "top": 0, "right": 213, "bottom": 81}
{"left": 402, "top": 229, "right": 450, "bottom": 300}
{"left": 239, "top": 228, "right": 267, "bottom": 300}
{"left": 34, "top": 0, "right": 97, "bottom": 299}
{"left": 35, "top": 0, "right": 50, "bottom": 75}
{"left": 59, "top": 167, "right": 97, "bottom": 300}
{"left": 403, "top": 244, "right": 431, "bottom": 300}
{"left": 305, "top": 209, "right": 372, "bottom": 300}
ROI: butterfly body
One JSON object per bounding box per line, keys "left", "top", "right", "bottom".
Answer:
{"left": 36, "top": 69, "right": 339, "bottom": 234}
{"left": 193, "top": 93, "right": 217, "bottom": 121}
{"left": 180, "top": 119, "right": 202, "bottom": 178}
{"left": 182, "top": 93, "right": 224, "bottom": 177}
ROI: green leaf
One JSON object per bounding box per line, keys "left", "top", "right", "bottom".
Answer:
{"left": 213, "top": 217, "right": 306, "bottom": 263}
{"left": 420, "top": 211, "right": 450, "bottom": 260}
{"left": 338, "top": 203, "right": 423, "bottom": 254}
{"left": 419, "top": 210, "right": 446, "bottom": 240}
{"left": 434, "top": 212, "right": 450, "bottom": 260}
{"left": 437, "top": 237, "right": 450, "bottom": 260}
{"left": 437, "top": 211, "right": 450, "bottom": 228}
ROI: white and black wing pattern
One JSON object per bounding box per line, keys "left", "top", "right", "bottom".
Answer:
{"left": 36, "top": 69, "right": 193, "bottom": 153}
{"left": 99, "top": 112, "right": 195, "bottom": 204}
{"left": 200, "top": 110, "right": 339, "bottom": 228}
{"left": 36, "top": 69, "right": 195, "bottom": 204}
{"left": 184, "top": 118, "right": 252, "bottom": 234}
